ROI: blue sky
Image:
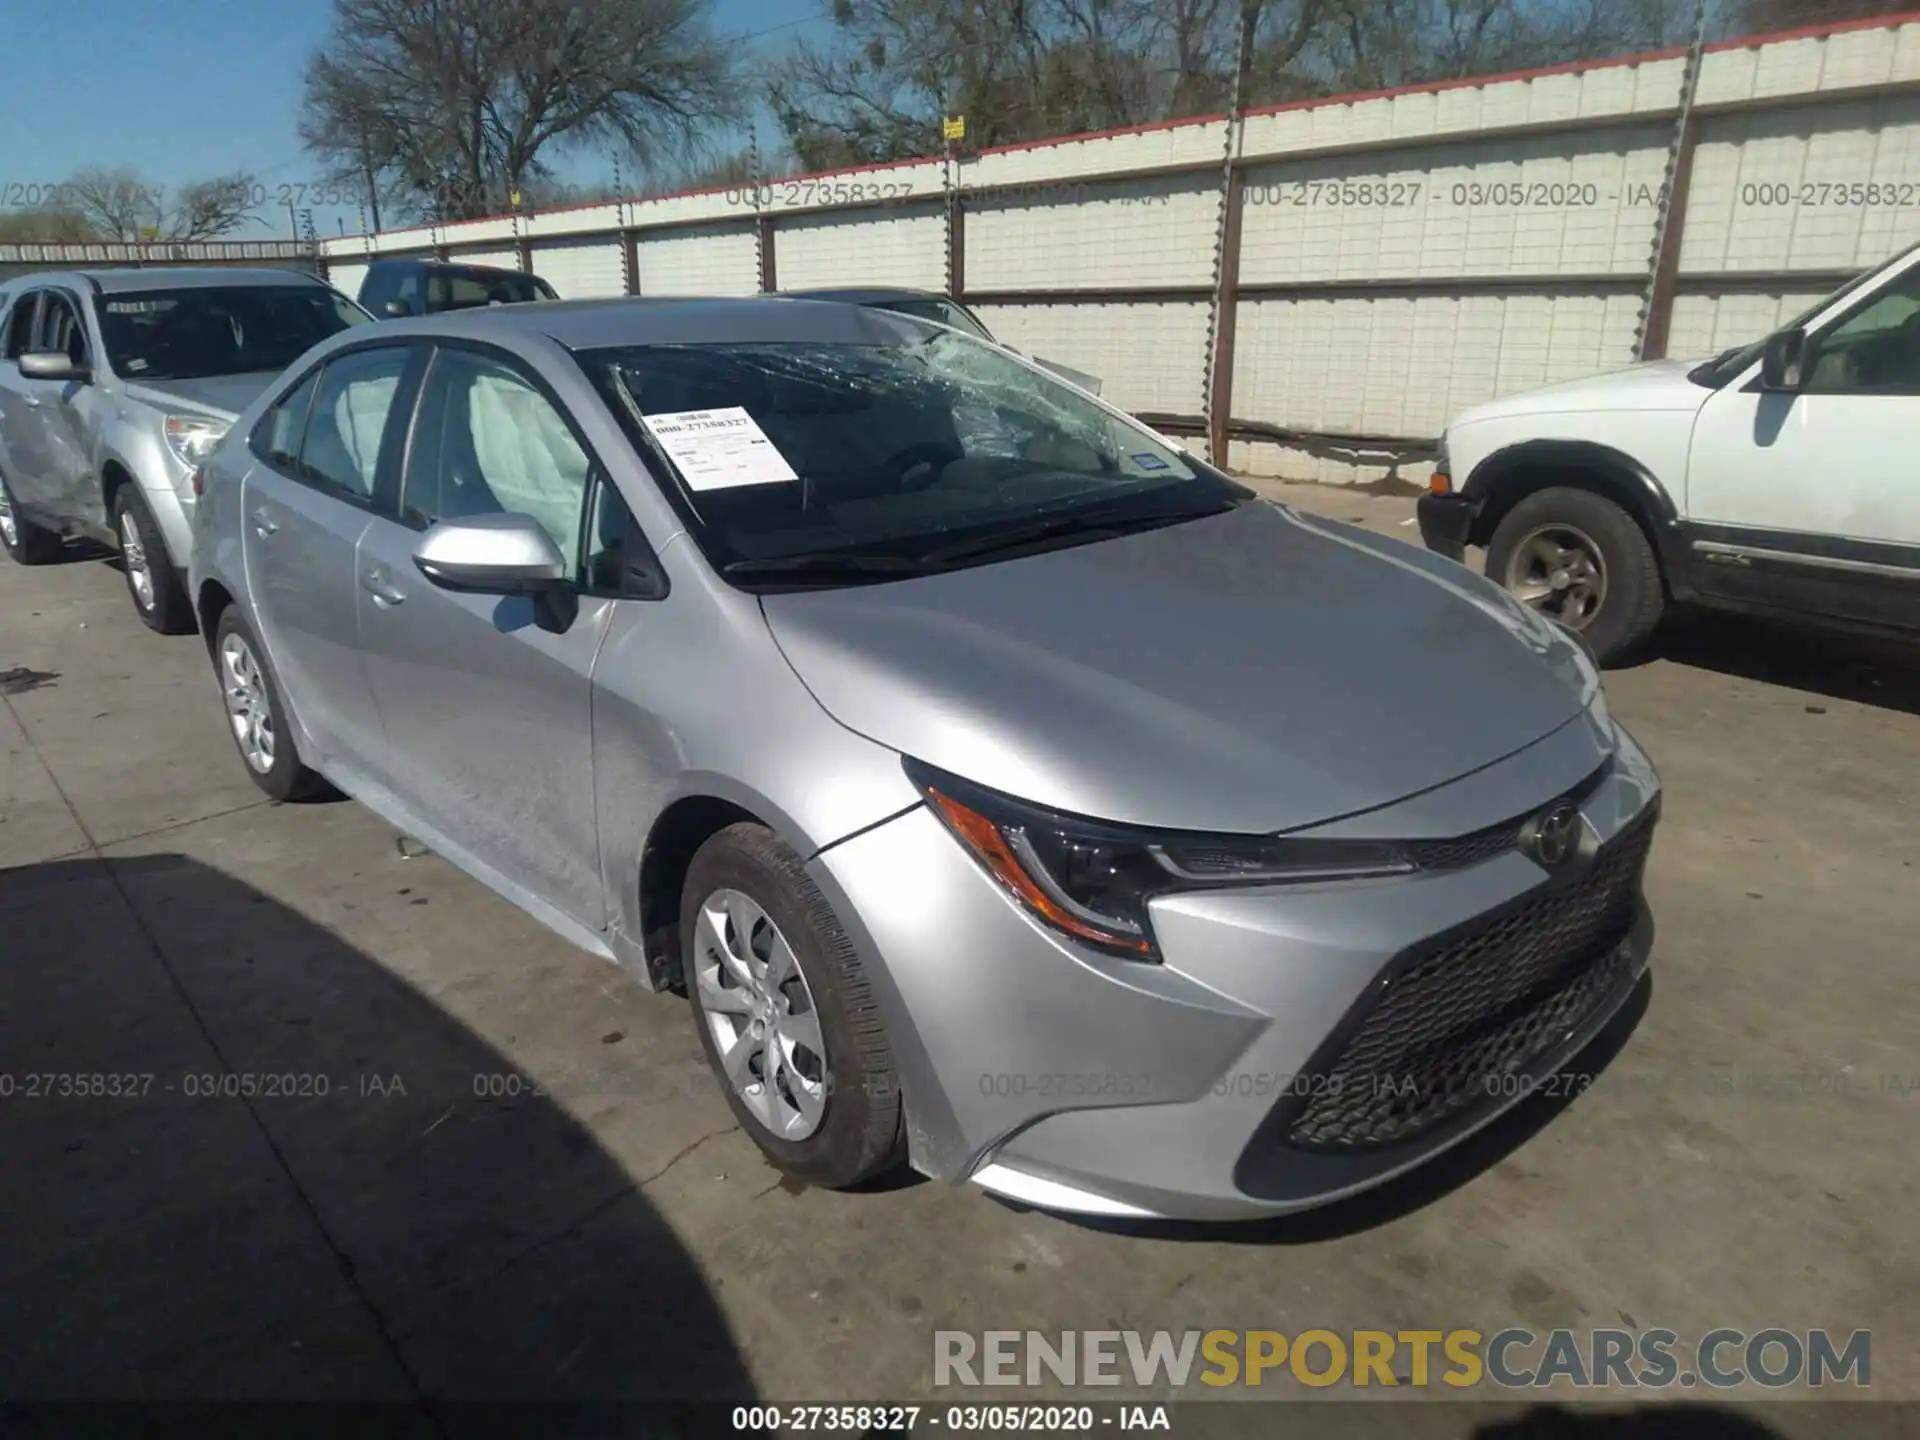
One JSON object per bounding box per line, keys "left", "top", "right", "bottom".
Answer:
{"left": 0, "top": 0, "right": 827, "bottom": 239}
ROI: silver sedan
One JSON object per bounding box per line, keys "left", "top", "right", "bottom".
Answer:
{"left": 188, "top": 296, "right": 1660, "bottom": 1222}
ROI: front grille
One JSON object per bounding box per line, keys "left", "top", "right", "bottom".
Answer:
{"left": 1406, "top": 822, "right": 1520, "bottom": 871}
{"left": 1281, "top": 812, "right": 1655, "bottom": 1152}
{"left": 1401, "top": 761, "right": 1612, "bottom": 874}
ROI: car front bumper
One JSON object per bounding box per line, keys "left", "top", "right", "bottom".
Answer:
{"left": 808, "top": 706, "right": 1660, "bottom": 1222}
{"left": 1416, "top": 492, "right": 1478, "bottom": 562}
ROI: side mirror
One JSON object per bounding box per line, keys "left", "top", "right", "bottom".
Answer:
{"left": 382, "top": 299, "right": 411, "bottom": 318}
{"left": 1760, "top": 328, "right": 1809, "bottom": 390}
{"left": 413, "top": 513, "right": 568, "bottom": 595}
{"left": 19, "top": 350, "right": 88, "bottom": 383}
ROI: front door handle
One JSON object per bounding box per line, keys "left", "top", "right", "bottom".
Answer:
{"left": 250, "top": 507, "right": 280, "bottom": 538}
{"left": 360, "top": 568, "right": 407, "bottom": 606}
{"left": 21, "top": 395, "right": 41, "bottom": 409}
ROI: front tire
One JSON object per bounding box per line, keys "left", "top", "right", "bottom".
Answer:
{"left": 0, "top": 472, "right": 63, "bottom": 565}
{"left": 112, "top": 486, "right": 193, "bottom": 634}
{"left": 1485, "top": 486, "right": 1664, "bottom": 666}
{"left": 211, "top": 608, "right": 324, "bottom": 801}
{"left": 682, "top": 823, "right": 904, "bottom": 1188}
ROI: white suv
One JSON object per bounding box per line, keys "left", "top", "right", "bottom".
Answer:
{"left": 1418, "top": 241, "right": 1920, "bottom": 664}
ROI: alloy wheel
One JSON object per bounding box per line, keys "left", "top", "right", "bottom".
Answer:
{"left": 694, "top": 888, "right": 829, "bottom": 1141}
{"left": 219, "top": 632, "right": 277, "bottom": 775}
{"left": 0, "top": 484, "right": 16, "bottom": 549}
{"left": 120, "top": 510, "right": 154, "bottom": 612}
{"left": 1503, "top": 523, "right": 1608, "bottom": 630}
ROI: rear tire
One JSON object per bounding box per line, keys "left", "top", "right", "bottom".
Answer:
{"left": 1485, "top": 486, "right": 1664, "bottom": 666}
{"left": 682, "top": 823, "right": 904, "bottom": 1189}
{"left": 211, "top": 607, "right": 325, "bottom": 801}
{"left": 112, "top": 486, "right": 194, "bottom": 634}
{"left": 0, "top": 472, "right": 63, "bottom": 565}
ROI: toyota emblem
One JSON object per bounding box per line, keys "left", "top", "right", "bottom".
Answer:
{"left": 1521, "top": 800, "right": 1583, "bottom": 869}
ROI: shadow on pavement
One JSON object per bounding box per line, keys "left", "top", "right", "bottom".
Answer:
{"left": 1042, "top": 971, "right": 1651, "bottom": 1246}
{"left": 0, "top": 853, "right": 753, "bottom": 1429}
{"left": 1637, "top": 610, "right": 1920, "bottom": 717}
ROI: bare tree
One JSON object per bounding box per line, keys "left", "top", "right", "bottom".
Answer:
{"left": 301, "top": 0, "right": 740, "bottom": 223}
{"left": 772, "top": 0, "right": 1698, "bottom": 165}
{"left": 0, "top": 207, "right": 99, "bottom": 244}
{"left": 57, "top": 169, "right": 164, "bottom": 241}
{"left": 1722, "top": 0, "right": 1898, "bottom": 37}
{"left": 655, "top": 146, "right": 771, "bottom": 193}
{"left": 166, "top": 173, "right": 266, "bottom": 240}
{"left": 49, "top": 167, "right": 263, "bottom": 242}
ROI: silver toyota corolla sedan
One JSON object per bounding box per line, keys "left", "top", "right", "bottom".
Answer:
{"left": 188, "top": 297, "right": 1660, "bottom": 1222}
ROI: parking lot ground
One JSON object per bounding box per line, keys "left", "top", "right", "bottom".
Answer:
{"left": 1, "top": 487, "right": 1916, "bottom": 1435}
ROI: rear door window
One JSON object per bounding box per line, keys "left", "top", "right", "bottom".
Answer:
{"left": 298, "top": 348, "right": 412, "bottom": 500}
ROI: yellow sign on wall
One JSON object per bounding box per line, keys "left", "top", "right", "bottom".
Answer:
{"left": 942, "top": 116, "right": 966, "bottom": 142}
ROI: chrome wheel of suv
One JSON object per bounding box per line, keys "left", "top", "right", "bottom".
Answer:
{"left": 0, "top": 487, "right": 16, "bottom": 549}
{"left": 219, "top": 631, "right": 276, "bottom": 775}
{"left": 693, "top": 887, "right": 829, "bottom": 1141}
{"left": 120, "top": 510, "right": 154, "bottom": 613}
{"left": 1503, "top": 522, "right": 1608, "bottom": 630}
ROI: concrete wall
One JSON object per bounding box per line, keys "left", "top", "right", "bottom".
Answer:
{"left": 319, "top": 12, "right": 1920, "bottom": 485}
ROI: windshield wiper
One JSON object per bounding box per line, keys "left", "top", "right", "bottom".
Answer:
{"left": 919, "top": 501, "right": 1229, "bottom": 566}
{"left": 721, "top": 551, "right": 937, "bottom": 580}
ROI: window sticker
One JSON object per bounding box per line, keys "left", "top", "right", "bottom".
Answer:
{"left": 639, "top": 407, "right": 799, "bottom": 491}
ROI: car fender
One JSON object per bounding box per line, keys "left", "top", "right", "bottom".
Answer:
{"left": 1449, "top": 422, "right": 1696, "bottom": 591}
{"left": 98, "top": 420, "right": 196, "bottom": 565}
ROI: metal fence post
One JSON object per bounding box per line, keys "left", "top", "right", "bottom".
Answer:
{"left": 1202, "top": 5, "right": 1255, "bottom": 469}
{"left": 943, "top": 129, "right": 966, "bottom": 299}
{"left": 751, "top": 125, "right": 776, "bottom": 293}
{"left": 614, "top": 154, "right": 638, "bottom": 296}
{"left": 1635, "top": 0, "right": 1710, "bottom": 362}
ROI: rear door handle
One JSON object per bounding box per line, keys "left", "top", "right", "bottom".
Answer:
{"left": 21, "top": 396, "right": 41, "bottom": 409}
{"left": 360, "top": 568, "right": 407, "bottom": 606}
{"left": 250, "top": 508, "right": 280, "bottom": 537}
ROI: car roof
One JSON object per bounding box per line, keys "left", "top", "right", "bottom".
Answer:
{"left": 362, "top": 295, "right": 936, "bottom": 351}
{"left": 17, "top": 267, "right": 330, "bottom": 295}
{"left": 778, "top": 286, "right": 956, "bottom": 306}
{"left": 366, "top": 257, "right": 533, "bottom": 277}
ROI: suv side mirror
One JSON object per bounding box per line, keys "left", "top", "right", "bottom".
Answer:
{"left": 19, "top": 350, "right": 89, "bottom": 383}
{"left": 1760, "top": 328, "right": 1809, "bottom": 390}
{"left": 382, "top": 299, "right": 411, "bottom": 318}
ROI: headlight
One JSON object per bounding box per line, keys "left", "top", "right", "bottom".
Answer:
{"left": 906, "top": 760, "right": 1414, "bottom": 961}
{"left": 164, "top": 415, "right": 230, "bottom": 469}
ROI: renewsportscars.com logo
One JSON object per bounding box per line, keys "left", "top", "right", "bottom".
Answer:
{"left": 934, "top": 1328, "right": 1871, "bottom": 1391}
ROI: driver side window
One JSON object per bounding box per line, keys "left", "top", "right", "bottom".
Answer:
{"left": 2, "top": 292, "right": 42, "bottom": 359}
{"left": 401, "top": 348, "right": 593, "bottom": 577}
{"left": 37, "top": 294, "right": 90, "bottom": 367}
{"left": 1805, "top": 269, "right": 1920, "bottom": 395}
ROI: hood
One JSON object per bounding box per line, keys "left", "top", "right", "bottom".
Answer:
{"left": 120, "top": 370, "right": 284, "bottom": 422}
{"left": 761, "top": 501, "right": 1597, "bottom": 834}
{"left": 1451, "top": 359, "right": 1709, "bottom": 426}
